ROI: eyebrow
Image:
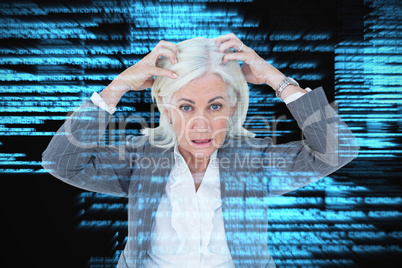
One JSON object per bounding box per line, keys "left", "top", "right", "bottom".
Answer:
{"left": 208, "top": 96, "right": 225, "bottom": 103}
{"left": 177, "top": 98, "right": 195, "bottom": 104}
{"left": 177, "top": 96, "right": 224, "bottom": 104}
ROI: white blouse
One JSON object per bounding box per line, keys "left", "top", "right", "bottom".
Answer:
{"left": 145, "top": 144, "right": 235, "bottom": 267}
{"left": 89, "top": 88, "right": 311, "bottom": 267}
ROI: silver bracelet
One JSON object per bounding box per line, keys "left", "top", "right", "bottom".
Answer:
{"left": 275, "top": 77, "right": 299, "bottom": 102}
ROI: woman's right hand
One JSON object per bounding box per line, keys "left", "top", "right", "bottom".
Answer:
{"left": 100, "top": 40, "right": 179, "bottom": 107}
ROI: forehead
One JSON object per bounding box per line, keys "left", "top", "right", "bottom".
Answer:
{"left": 173, "top": 73, "right": 229, "bottom": 100}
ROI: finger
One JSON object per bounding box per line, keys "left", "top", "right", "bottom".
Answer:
{"left": 156, "top": 47, "right": 178, "bottom": 65}
{"left": 147, "top": 46, "right": 177, "bottom": 65}
{"left": 218, "top": 40, "right": 245, "bottom": 53}
{"left": 216, "top": 33, "right": 239, "bottom": 45}
{"left": 157, "top": 40, "right": 179, "bottom": 55}
{"left": 150, "top": 66, "right": 178, "bottom": 79}
{"left": 222, "top": 52, "right": 248, "bottom": 65}
{"left": 216, "top": 35, "right": 231, "bottom": 46}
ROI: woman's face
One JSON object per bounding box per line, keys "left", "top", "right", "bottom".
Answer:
{"left": 167, "top": 73, "right": 236, "bottom": 161}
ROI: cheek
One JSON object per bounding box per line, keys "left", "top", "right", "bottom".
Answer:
{"left": 212, "top": 117, "right": 229, "bottom": 130}
{"left": 212, "top": 108, "right": 231, "bottom": 129}
{"left": 211, "top": 116, "right": 230, "bottom": 142}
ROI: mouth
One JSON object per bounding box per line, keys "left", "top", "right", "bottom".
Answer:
{"left": 191, "top": 139, "right": 213, "bottom": 147}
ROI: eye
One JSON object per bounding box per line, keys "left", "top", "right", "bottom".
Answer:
{"left": 210, "top": 103, "right": 222, "bottom": 111}
{"left": 180, "top": 105, "right": 192, "bottom": 112}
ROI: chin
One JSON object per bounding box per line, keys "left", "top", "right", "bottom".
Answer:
{"left": 180, "top": 141, "right": 216, "bottom": 159}
{"left": 189, "top": 146, "right": 215, "bottom": 159}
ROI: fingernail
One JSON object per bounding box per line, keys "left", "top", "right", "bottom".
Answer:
{"left": 172, "top": 73, "right": 178, "bottom": 78}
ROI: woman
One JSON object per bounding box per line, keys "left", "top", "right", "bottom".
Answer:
{"left": 42, "top": 33, "right": 359, "bottom": 268}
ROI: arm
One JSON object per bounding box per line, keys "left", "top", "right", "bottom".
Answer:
{"left": 42, "top": 100, "right": 133, "bottom": 196}
{"left": 42, "top": 40, "right": 179, "bottom": 196}
{"left": 263, "top": 87, "right": 360, "bottom": 197}
{"left": 216, "top": 33, "right": 360, "bottom": 197}
{"left": 217, "top": 33, "right": 310, "bottom": 102}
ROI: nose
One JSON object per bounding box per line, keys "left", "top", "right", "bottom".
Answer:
{"left": 190, "top": 115, "right": 211, "bottom": 132}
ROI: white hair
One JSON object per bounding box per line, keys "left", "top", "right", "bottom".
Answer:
{"left": 141, "top": 37, "right": 255, "bottom": 149}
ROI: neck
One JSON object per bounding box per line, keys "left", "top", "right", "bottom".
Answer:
{"left": 178, "top": 147, "right": 210, "bottom": 173}
{"left": 188, "top": 156, "right": 209, "bottom": 173}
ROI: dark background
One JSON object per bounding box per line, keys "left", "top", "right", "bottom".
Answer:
{"left": 1, "top": 0, "right": 401, "bottom": 267}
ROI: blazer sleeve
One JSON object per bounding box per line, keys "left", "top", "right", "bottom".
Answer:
{"left": 264, "top": 87, "right": 360, "bottom": 197}
{"left": 42, "top": 99, "right": 136, "bottom": 197}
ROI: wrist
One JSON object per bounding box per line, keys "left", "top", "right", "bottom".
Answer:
{"left": 99, "top": 81, "right": 128, "bottom": 107}
{"left": 280, "top": 85, "right": 306, "bottom": 100}
{"left": 274, "top": 76, "right": 307, "bottom": 101}
{"left": 263, "top": 64, "right": 308, "bottom": 101}
{"left": 264, "top": 70, "right": 286, "bottom": 90}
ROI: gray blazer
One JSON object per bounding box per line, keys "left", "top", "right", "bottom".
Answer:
{"left": 42, "top": 87, "right": 359, "bottom": 268}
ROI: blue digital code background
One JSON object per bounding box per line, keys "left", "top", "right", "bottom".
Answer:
{"left": 0, "top": 0, "right": 401, "bottom": 267}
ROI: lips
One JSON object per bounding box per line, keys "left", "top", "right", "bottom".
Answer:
{"left": 191, "top": 139, "right": 213, "bottom": 147}
{"left": 192, "top": 139, "right": 212, "bottom": 144}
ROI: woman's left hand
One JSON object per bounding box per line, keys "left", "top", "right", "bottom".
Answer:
{"left": 216, "top": 33, "right": 285, "bottom": 88}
